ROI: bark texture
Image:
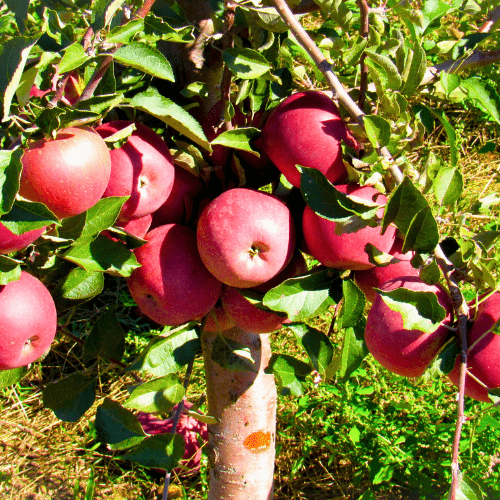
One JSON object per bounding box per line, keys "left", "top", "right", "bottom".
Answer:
{"left": 202, "top": 327, "right": 276, "bottom": 500}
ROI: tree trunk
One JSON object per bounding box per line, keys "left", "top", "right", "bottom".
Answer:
{"left": 201, "top": 327, "right": 276, "bottom": 500}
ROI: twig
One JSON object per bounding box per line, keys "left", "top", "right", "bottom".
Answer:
{"left": 357, "top": 0, "right": 370, "bottom": 110}
{"left": 478, "top": 6, "right": 500, "bottom": 33}
{"left": 220, "top": 1, "right": 236, "bottom": 131}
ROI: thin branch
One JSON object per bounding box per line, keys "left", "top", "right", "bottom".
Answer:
{"left": 478, "top": 6, "right": 500, "bottom": 33}
{"left": 221, "top": 1, "right": 236, "bottom": 131}
{"left": 357, "top": 0, "right": 370, "bottom": 111}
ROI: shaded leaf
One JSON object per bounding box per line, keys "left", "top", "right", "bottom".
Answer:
{"left": 403, "top": 206, "right": 439, "bottom": 253}
{"left": 91, "top": 0, "right": 126, "bottom": 32}
{"left": 211, "top": 334, "right": 256, "bottom": 372}
{"left": 339, "top": 318, "right": 369, "bottom": 381}
{"left": 339, "top": 280, "right": 365, "bottom": 328}
{"left": 0, "top": 365, "right": 29, "bottom": 388}
{"left": 53, "top": 267, "right": 105, "bottom": 310}
{"left": 0, "top": 255, "right": 22, "bottom": 285}
{"left": 223, "top": 48, "right": 271, "bottom": 79}
{"left": 401, "top": 40, "right": 426, "bottom": 97}
{"left": 0, "top": 199, "right": 59, "bottom": 233}
{"left": 265, "top": 353, "right": 312, "bottom": 396}
{"left": 0, "top": 149, "right": 22, "bottom": 215}
{"left": 125, "top": 433, "right": 185, "bottom": 471}
{"left": 58, "top": 42, "right": 91, "bottom": 74}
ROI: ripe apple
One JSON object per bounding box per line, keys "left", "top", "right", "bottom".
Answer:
{"left": 127, "top": 223, "right": 222, "bottom": 326}
{"left": 196, "top": 188, "right": 296, "bottom": 288}
{"left": 261, "top": 91, "right": 355, "bottom": 188}
{"left": 137, "top": 400, "right": 208, "bottom": 475}
{"left": 151, "top": 165, "right": 204, "bottom": 228}
{"left": 448, "top": 292, "right": 500, "bottom": 402}
{"left": 221, "top": 286, "right": 289, "bottom": 334}
{"left": 354, "top": 238, "right": 419, "bottom": 302}
{"left": 0, "top": 222, "right": 46, "bottom": 255}
{"left": 302, "top": 183, "right": 396, "bottom": 271}
{"left": 204, "top": 300, "right": 236, "bottom": 333}
{"left": 0, "top": 271, "right": 57, "bottom": 370}
{"left": 20, "top": 127, "right": 112, "bottom": 219}
{"left": 95, "top": 121, "right": 175, "bottom": 222}
{"left": 364, "top": 276, "right": 453, "bottom": 378}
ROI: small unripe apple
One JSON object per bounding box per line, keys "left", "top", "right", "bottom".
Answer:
{"left": 221, "top": 286, "right": 288, "bottom": 334}
{"left": 0, "top": 271, "right": 57, "bottom": 370}
{"left": 196, "top": 188, "right": 296, "bottom": 288}
{"left": 448, "top": 292, "right": 500, "bottom": 402}
{"left": 365, "top": 276, "right": 453, "bottom": 377}
{"left": 0, "top": 222, "right": 46, "bottom": 255}
{"left": 354, "top": 238, "right": 419, "bottom": 302}
{"left": 96, "top": 121, "right": 175, "bottom": 222}
{"left": 302, "top": 184, "right": 396, "bottom": 271}
{"left": 20, "top": 127, "right": 112, "bottom": 219}
{"left": 127, "top": 224, "right": 222, "bottom": 326}
{"left": 261, "top": 91, "right": 354, "bottom": 188}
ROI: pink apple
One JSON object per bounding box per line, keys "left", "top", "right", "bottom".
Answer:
{"left": 196, "top": 188, "right": 296, "bottom": 288}
{"left": 20, "top": 127, "right": 111, "bottom": 219}
{"left": 261, "top": 91, "right": 355, "bottom": 188}
{"left": 364, "top": 276, "right": 453, "bottom": 378}
{"left": 0, "top": 222, "right": 46, "bottom": 255}
{"left": 221, "top": 286, "right": 289, "bottom": 334}
{"left": 448, "top": 292, "right": 500, "bottom": 402}
{"left": 0, "top": 271, "right": 57, "bottom": 370}
{"left": 95, "top": 121, "right": 175, "bottom": 222}
{"left": 302, "top": 183, "right": 396, "bottom": 271}
{"left": 127, "top": 224, "right": 222, "bottom": 326}
{"left": 354, "top": 238, "right": 419, "bottom": 302}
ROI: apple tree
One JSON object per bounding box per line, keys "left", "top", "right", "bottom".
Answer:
{"left": 0, "top": 0, "right": 499, "bottom": 498}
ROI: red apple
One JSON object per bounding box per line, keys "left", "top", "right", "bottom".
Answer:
{"left": 0, "top": 222, "right": 46, "bottom": 254}
{"left": 221, "top": 286, "right": 289, "bottom": 334}
{"left": 196, "top": 188, "right": 296, "bottom": 288}
{"left": 302, "top": 184, "right": 396, "bottom": 271}
{"left": 95, "top": 121, "right": 175, "bottom": 222}
{"left": 20, "top": 127, "right": 112, "bottom": 219}
{"left": 127, "top": 224, "right": 222, "bottom": 326}
{"left": 354, "top": 238, "right": 419, "bottom": 302}
{"left": 0, "top": 271, "right": 57, "bottom": 370}
{"left": 365, "top": 276, "right": 453, "bottom": 378}
{"left": 261, "top": 91, "right": 354, "bottom": 188}
{"left": 448, "top": 292, "right": 500, "bottom": 402}
{"left": 151, "top": 165, "right": 204, "bottom": 228}
{"left": 117, "top": 213, "right": 152, "bottom": 239}
{"left": 137, "top": 400, "right": 208, "bottom": 475}
{"left": 204, "top": 300, "right": 236, "bottom": 333}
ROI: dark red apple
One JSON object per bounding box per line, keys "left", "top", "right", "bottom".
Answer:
{"left": 0, "top": 222, "right": 46, "bottom": 254}
{"left": 196, "top": 188, "right": 296, "bottom": 288}
{"left": 151, "top": 165, "right": 204, "bottom": 228}
{"left": 95, "top": 121, "right": 175, "bottom": 222}
{"left": 20, "top": 127, "right": 112, "bottom": 219}
{"left": 0, "top": 271, "right": 57, "bottom": 370}
{"left": 302, "top": 183, "right": 396, "bottom": 271}
{"left": 127, "top": 224, "right": 222, "bottom": 326}
{"left": 221, "top": 286, "right": 288, "bottom": 334}
{"left": 354, "top": 238, "right": 419, "bottom": 302}
{"left": 117, "top": 213, "right": 152, "bottom": 239}
{"left": 448, "top": 292, "right": 500, "bottom": 402}
{"left": 261, "top": 91, "right": 354, "bottom": 188}
{"left": 364, "top": 276, "right": 453, "bottom": 378}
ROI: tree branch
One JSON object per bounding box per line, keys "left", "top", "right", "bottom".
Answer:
{"left": 357, "top": 0, "right": 370, "bottom": 111}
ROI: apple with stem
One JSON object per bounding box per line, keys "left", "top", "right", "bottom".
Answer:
{"left": 0, "top": 271, "right": 58, "bottom": 370}
{"left": 20, "top": 127, "right": 111, "bottom": 219}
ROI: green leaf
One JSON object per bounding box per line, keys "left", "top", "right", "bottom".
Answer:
{"left": 83, "top": 306, "right": 126, "bottom": 361}
{"left": 431, "top": 338, "right": 459, "bottom": 375}
{"left": 105, "top": 19, "right": 145, "bottom": 44}
{"left": 461, "top": 78, "right": 500, "bottom": 125}
{"left": 0, "top": 365, "right": 29, "bottom": 388}
{"left": 223, "top": 48, "right": 271, "bottom": 80}
{"left": 0, "top": 199, "right": 59, "bottom": 233}
{"left": 43, "top": 373, "right": 97, "bottom": 422}
{"left": 403, "top": 206, "right": 439, "bottom": 254}
{"left": 364, "top": 115, "right": 391, "bottom": 149}
{"left": 377, "top": 288, "right": 447, "bottom": 334}
{"left": 211, "top": 127, "right": 261, "bottom": 156}
{"left": 433, "top": 167, "right": 463, "bottom": 206}
{"left": 382, "top": 176, "right": 429, "bottom": 235}
{"left": 450, "top": 475, "right": 486, "bottom": 500}
{"left": 53, "top": 267, "right": 105, "bottom": 310}
{"left": 57, "top": 213, "right": 87, "bottom": 242}
{"left": 265, "top": 353, "right": 312, "bottom": 396}
{"left": 211, "top": 334, "right": 256, "bottom": 372}
{"left": 0, "top": 149, "right": 22, "bottom": 215}
{"left": 91, "top": 0, "right": 126, "bottom": 32}
{"left": 125, "top": 433, "right": 185, "bottom": 471}
{"left": 339, "top": 319, "right": 369, "bottom": 381}
{"left": 339, "top": 280, "right": 365, "bottom": 328}
{"left": 417, "top": 0, "right": 454, "bottom": 34}
{"left": 288, "top": 323, "right": 334, "bottom": 376}
{"left": 0, "top": 255, "right": 22, "bottom": 285}
{"left": 114, "top": 43, "right": 174, "bottom": 82}
{"left": 400, "top": 40, "right": 426, "bottom": 97}
{"left": 95, "top": 398, "right": 146, "bottom": 450}
{"left": 300, "top": 167, "right": 380, "bottom": 223}
{"left": 365, "top": 50, "right": 402, "bottom": 90}
{"left": 128, "top": 325, "right": 201, "bottom": 377}
{"left": 129, "top": 89, "right": 211, "bottom": 152}
{"left": 427, "top": 106, "right": 458, "bottom": 166}
{"left": 440, "top": 72, "right": 461, "bottom": 98}
{"left": 263, "top": 269, "right": 341, "bottom": 321}
{"left": 419, "top": 258, "right": 441, "bottom": 285}
{"left": 124, "top": 375, "right": 185, "bottom": 413}
{"left": 58, "top": 42, "right": 91, "bottom": 74}
{"left": 63, "top": 234, "right": 140, "bottom": 277}
{"left": 3, "top": 0, "right": 30, "bottom": 33}
{"left": 143, "top": 14, "right": 194, "bottom": 43}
